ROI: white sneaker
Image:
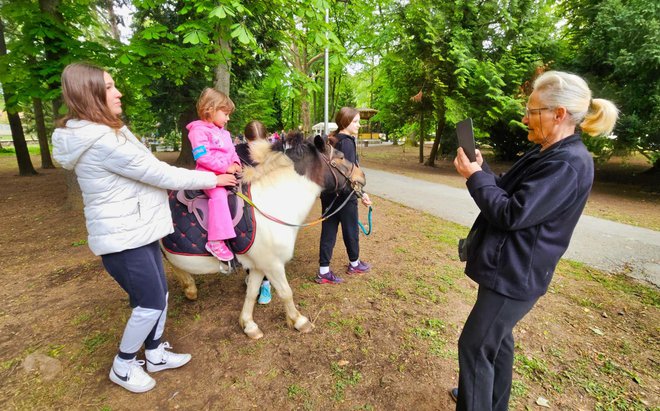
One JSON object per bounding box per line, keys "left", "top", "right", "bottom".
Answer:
{"left": 109, "top": 356, "right": 156, "bottom": 393}
{"left": 145, "top": 342, "right": 192, "bottom": 373}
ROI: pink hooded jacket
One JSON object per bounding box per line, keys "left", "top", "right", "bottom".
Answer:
{"left": 187, "top": 120, "right": 240, "bottom": 174}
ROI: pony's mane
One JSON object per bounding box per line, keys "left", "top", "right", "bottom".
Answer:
{"left": 241, "top": 140, "right": 293, "bottom": 184}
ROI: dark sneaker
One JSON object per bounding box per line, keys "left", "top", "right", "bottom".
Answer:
{"left": 315, "top": 270, "right": 344, "bottom": 284}
{"left": 450, "top": 387, "right": 458, "bottom": 403}
{"left": 346, "top": 260, "right": 371, "bottom": 274}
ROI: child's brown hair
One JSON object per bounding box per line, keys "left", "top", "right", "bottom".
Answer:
{"left": 196, "top": 88, "right": 235, "bottom": 122}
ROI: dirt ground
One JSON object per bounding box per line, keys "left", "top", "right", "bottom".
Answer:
{"left": 0, "top": 147, "right": 658, "bottom": 410}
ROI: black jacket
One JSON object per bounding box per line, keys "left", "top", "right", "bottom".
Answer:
{"left": 464, "top": 134, "right": 594, "bottom": 300}
{"left": 333, "top": 133, "right": 359, "bottom": 164}
{"left": 321, "top": 133, "right": 359, "bottom": 206}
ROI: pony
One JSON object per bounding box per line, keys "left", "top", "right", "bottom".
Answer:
{"left": 162, "top": 136, "right": 366, "bottom": 339}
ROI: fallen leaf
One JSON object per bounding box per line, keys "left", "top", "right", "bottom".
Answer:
{"left": 590, "top": 327, "right": 604, "bottom": 336}
{"left": 337, "top": 360, "right": 349, "bottom": 367}
{"left": 536, "top": 396, "right": 550, "bottom": 408}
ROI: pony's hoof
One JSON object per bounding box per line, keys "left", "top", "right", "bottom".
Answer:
{"left": 184, "top": 288, "right": 198, "bottom": 301}
{"left": 297, "top": 321, "right": 314, "bottom": 334}
{"left": 294, "top": 317, "right": 314, "bottom": 333}
{"left": 245, "top": 327, "right": 264, "bottom": 340}
{"left": 244, "top": 323, "right": 264, "bottom": 340}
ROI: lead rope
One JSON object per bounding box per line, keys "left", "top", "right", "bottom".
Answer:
{"left": 235, "top": 190, "right": 354, "bottom": 228}
{"left": 358, "top": 206, "right": 373, "bottom": 235}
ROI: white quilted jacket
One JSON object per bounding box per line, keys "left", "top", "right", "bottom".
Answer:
{"left": 52, "top": 120, "right": 217, "bottom": 256}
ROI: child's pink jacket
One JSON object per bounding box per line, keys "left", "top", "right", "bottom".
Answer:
{"left": 186, "top": 120, "right": 240, "bottom": 174}
{"left": 186, "top": 120, "right": 240, "bottom": 241}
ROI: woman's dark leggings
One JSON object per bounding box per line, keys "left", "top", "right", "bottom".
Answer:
{"left": 457, "top": 286, "right": 538, "bottom": 411}
{"left": 319, "top": 195, "right": 359, "bottom": 267}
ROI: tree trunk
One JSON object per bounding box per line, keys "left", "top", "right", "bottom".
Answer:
{"left": 330, "top": 75, "right": 337, "bottom": 118}
{"left": 419, "top": 111, "right": 425, "bottom": 163}
{"left": 7, "top": 111, "right": 38, "bottom": 176}
{"left": 175, "top": 107, "right": 196, "bottom": 167}
{"left": 33, "top": 98, "right": 55, "bottom": 169}
{"left": 39, "top": 0, "right": 64, "bottom": 119}
{"left": 0, "top": 17, "right": 37, "bottom": 176}
{"left": 426, "top": 100, "right": 446, "bottom": 167}
{"left": 214, "top": 28, "right": 232, "bottom": 95}
{"left": 64, "top": 169, "right": 83, "bottom": 210}
{"left": 105, "top": 0, "right": 121, "bottom": 41}
{"left": 300, "top": 87, "right": 310, "bottom": 135}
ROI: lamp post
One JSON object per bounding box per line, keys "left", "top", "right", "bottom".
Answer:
{"left": 323, "top": 8, "right": 329, "bottom": 137}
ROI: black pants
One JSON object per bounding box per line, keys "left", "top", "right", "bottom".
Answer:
{"left": 101, "top": 241, "right": 168, "bottom": 354}
{"left": 457, "top": 286, "right": 538, "bottom": 411}
{"left": 319, "top": 194, "right": 359, "bottom": 267}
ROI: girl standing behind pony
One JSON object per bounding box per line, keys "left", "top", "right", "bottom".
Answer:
{"left": 187, "top": 88, "right": 242, "bottom": 261}
{"left": 317, "top": 107, "right": 372, "bottom": 284}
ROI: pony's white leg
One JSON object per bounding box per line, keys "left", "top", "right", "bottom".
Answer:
{"left": 240, "top": 269, "right": 264, "bottom": 339}
{"left": 268, "top": 265, "right": 313, "bottom": 334}
{"left": 169, "top": 265, "right": 198, "bottom": 301}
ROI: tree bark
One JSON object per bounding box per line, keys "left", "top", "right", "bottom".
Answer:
{"left": 6, "top": 110, "right": 38, "bottom": 176}
{"left": 0, "top": 17, "right": 37, "bottom": 176}
{"left": 419, "top": 111, "right": 425, "bottom": 163}
{"left": 175, "top": 107, "right": 196, "bottom": 167}
{"left": 105, "top": 0, "right": 121, "bottom": 41}
{"left": 38, "top": 0, "right": 64, "bottom": 118}
{"left": 33, "top": 98, "right": 55, "bottom": 169}
{"left": 426, "top": 100, "right": 446, "bottom": 167}
{"left": 214, "top": 28, "right": 232, "bottom": 95}
{"left": 300, "top": 87, "right": 310, "bottom": 135}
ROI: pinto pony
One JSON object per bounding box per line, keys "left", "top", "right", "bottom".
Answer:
{"left": 162, "top": 136, "right": 366, "bottom": 339}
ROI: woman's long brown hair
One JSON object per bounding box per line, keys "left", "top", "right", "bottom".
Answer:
{"left": 57, "top": 63, "right": 123, "bottom": 129}
{"left": 328, "top": 106, "right": 359, "bottom": 145}
{"left": 334, "top": 107, "right": 359, "bottom": 134}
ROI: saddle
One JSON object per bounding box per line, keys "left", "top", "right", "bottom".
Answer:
{"left": 161, "top": 184, "right": 257, "bottom": 256}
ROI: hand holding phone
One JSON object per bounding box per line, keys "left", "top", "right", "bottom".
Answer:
{"left": 456, "top": 118, "right": 477, "bottom": 162}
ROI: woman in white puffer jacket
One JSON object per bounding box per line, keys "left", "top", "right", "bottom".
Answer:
{"left": 52, "top": 62, "right": 237, "bottom": 394}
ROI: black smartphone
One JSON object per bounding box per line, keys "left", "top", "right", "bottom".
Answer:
{"left": 456, "top": 118, "right": 477, "bottom": 162}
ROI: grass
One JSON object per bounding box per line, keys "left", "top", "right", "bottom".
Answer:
{"left": 287, "top": 383, "right": 308, "bottom": 399}
{"left": 411, "top": 318, "right": 453, "bottom": 358}
{"left": 560, "top": 260, "right": 659, "bottom": 307}
{"left": 82, "top": 331, "right": 111, "bottom": 354}
{"left": 0, "top": 145, "right": 41, "bottom": 156}
{"left": 330, "top": 361, "right": 362, "bottom": 402}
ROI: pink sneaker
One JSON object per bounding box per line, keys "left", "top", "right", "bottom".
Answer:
{"left": 206, "top": 241, "right": 234, "bottom": 261}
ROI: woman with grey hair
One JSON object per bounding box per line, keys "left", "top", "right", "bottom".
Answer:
{"left": 451, "top": 71, "right": 618, "bottom": 410}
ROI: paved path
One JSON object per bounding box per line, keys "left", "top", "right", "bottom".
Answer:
{"left": 363, "top": 167, "right": 660, "bottom": 287}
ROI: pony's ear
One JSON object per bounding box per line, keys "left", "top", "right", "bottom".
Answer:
{"left": 313, "top": 135, "right": 327, "bottom": 153}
